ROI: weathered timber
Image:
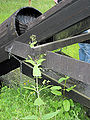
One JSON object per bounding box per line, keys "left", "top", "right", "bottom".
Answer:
{"left": 44, "top": 51, "right": 90, "bottom": 85}
{"left": 14, "top": 0, "right": 90, "bottom": 45}
{"left": 0, "top": 7, "right": 42, "bottom": 75}
{"left": 5, "top": 33, "right": 90, "bottom": 58}
{"left": 30, "top": 33, "right": 90, "bottom": 55}
{"left": 0, "top": 7, "right": 42, "bottom": 63}
{"left": 1, "top": 0, "right": 90, "bottom": 65}
{"left": 5, "top": 41, "right": 31, "bottom": 59}
{"left": 22, "top": 62, "right": 90, "bottom": 108}
{"left": 5, "top": 34, "right": 90, "bottom": 85}
{"left": 54, "top": 17, "right": 90, "bottom": 40}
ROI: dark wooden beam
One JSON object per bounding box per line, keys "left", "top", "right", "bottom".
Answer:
{"left": 1, "top": 0, "right": 90, "bottom": 65}
{"left": 15, "top": 0, "right": 90, "bottom": 44}
{"left": 33, "top": 32, "right": 90, "bottom": 54}
{"left": 5, "top": 41, "right": 31, "bottom": 59}
{"left": 22, "top": 62, "right": 90, "bottom": 108}
{"left": 45, "top": 51, "right": 90, "bottom": 85}
{"left": 5, "top": 33, "right": 90, "bottom": 58}
{"left": 0, "top": 7, "right": 41, "bottom": 63}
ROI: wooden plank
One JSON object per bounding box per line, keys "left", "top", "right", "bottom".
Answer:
{"left": 15, "top": 0, "right": 90, "bottom": 44}
{"left": 0, "top": 16, "right": 18, "bottom": 63}
{"left": 1, "top": 0, "right": 90, "bottom": 64}
{"left": 5, "top": 37, "right": 90, "bottom": 84}
{"left": 22, "top": 62, "right": 90, "bottom": 108}
{"left": 54, "top": 17, "right": 90, "bottom": 40}
{"left": 45, "top": 51, "right": 90, "bottom": 85}
{"left": 0, "top": 7, "right": 41, "bottom": 63}
{"left": 5, "top": 33, "right": 90, "bottom": 58}
{"left": 5, "top": 41, "right": 34, "bottom": 59}
{"left": 27, "top": 0, "right": 75, "bottom": 29}
{"left": 33, "top": 32, "right": 90, "bottom": 54}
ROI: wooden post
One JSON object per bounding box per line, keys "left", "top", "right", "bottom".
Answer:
{"left": 29, "top": 0, "right": 31, "bottom": 6}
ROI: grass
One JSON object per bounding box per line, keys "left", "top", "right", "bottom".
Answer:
{"left": 62, "top": 44, "right": 80, "bottom": 60}
{"left": 0, "top": 84, "right": 89, "bottom": 120}
{"left": 0, "top": 0, "right": 55, "bottom": 24}
{"left": 0, "top": 0, "right": 88, "bottom": 119}
{"left": 0, "top": 0, "right": 28, "bottom": 23}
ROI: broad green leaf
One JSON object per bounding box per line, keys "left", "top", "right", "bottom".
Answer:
{"left": 36, "top": 59, "right": 46, "bottom": 65}
{"left": 65, "top": 112, "right": 71, "bottom": 120}
{"left": 33, "top": 65, "right": 41, "bottom": 77}
{"left": 34, "top": 97, "right": 44, "bottom": 106}
{"left": 42, "top": 110, "right": 60, "bottom": 120}
{"left": 66, "top": 85, "right": 76, "bottom": 92}
{"left": 58, "top": 77, "right": 66, "bottom": 83}
{"left": 69, "top": 99, "right": 74, "bottom": 107}
{"left": 59, "top": 107, "right": 64, "bottom": 114}
{"left": 47, "top": 80, "right": 50, "bottom": 83}
{"left": 63, "top": 100, "right": 70, "bottom": 112}
{"left": 21, "top": 115, "right": 38, "bottom": 119}
{"left": 30, "top": 41, "right": 37, "bottom": 48}
{"left": 58, "top": 76, "right": 70, "bottom": 83}
{"left": 25, "top": 60, "right": 35, "bottom": 66}
{"left": 23, "top": 87, "right": 36, "bottom": 92}
{"left": 42, "top": 80, "right": 46, "bottom": 85}
{"left": 0, "top": 104, "right": 1, "bottom": 110}
{"left": 51, "top": 90, "right": 62, "bottom": 96}
{"left": 50, "top": 86, "right": 62, "bottom": 90}
{"left": 39, "top": 54, "right": 45, "bottom": 59}
{"left": 65, "top": 76, "right": 70, "bottom": 80}
{"left": 38, "top": 76, "right": 42, "bottom": 79}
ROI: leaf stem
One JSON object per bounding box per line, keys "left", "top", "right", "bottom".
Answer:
{"left": 36, "top": 77, "right": 39, "bottom": 98}
{"left": 63, "top": 79, "right": 66, "bottom": 97}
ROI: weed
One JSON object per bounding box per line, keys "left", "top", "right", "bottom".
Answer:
{"left": 20, "top": 35, "right": 88, "bottom": 120}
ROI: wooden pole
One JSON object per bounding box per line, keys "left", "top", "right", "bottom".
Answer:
{"left": 29, "top": 0, "right": 31, "bottom": 6}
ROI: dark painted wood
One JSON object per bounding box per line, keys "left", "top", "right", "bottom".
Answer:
{"left": 1, "top": 0, "right": 90, "bottom": 65}
{"left": 33, "top": 33, "right": 90, "bottom": 54}
{"left": 5, "top": 39, "right": 90, "bottom": 83}
{"left": 45, "top": 51, "right": 90, "bottom": 85}
{"left": 22, "top": 62, "right": 90, "bottom": 108}
{"left": 27, "top": 0, "right": 76, "bottom": 30}
{"left": 0, "top": 7, "right": 41, "bottom": 76}
{"left": 0, "top": 7, "right": 41, "bottom": 64}
{"left": 15, "top": 0, "right": 90, "bottom": 44}
{"left": 0, "top": 13, "right": 18, "bottom": 63}
{"left": 5, "top": 33, "right": 90, "bottom": 58}
{"left": 54, "top": 17, "right": 90, "bottom": 40}
{"left": 5, "top": 41, "right": 35, "bottom": 59}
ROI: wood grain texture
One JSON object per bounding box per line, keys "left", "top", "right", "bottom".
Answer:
{"left": 15, "top": 0, "right": 90, "bottom": 44}
{"left": 45, "top": 51, "right": 90, "bottom": 85}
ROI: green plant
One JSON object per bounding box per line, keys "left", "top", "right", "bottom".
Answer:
{"left": 50, "top": 76, "right": 76, "bottom": 113}
{"left": 1, "top": 84, "right": 89, "bottom": 120}
{"left": 22, "top": 35, "right": 85, "bottom": 120}
{"left": 0, "top": 1, "right": 89, "bottom": 119}
{"left": 22, "top": 35, "right": 59, "bottom": 120}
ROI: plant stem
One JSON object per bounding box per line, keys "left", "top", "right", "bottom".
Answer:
{"left": 63, "top": 79, "right": 66, "bottom": 97}
{"left": 36, "top": 77, "right": 39, "bottom": 98}
{"left": 36, "top": 77, "right": 42, "bottom": 119}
